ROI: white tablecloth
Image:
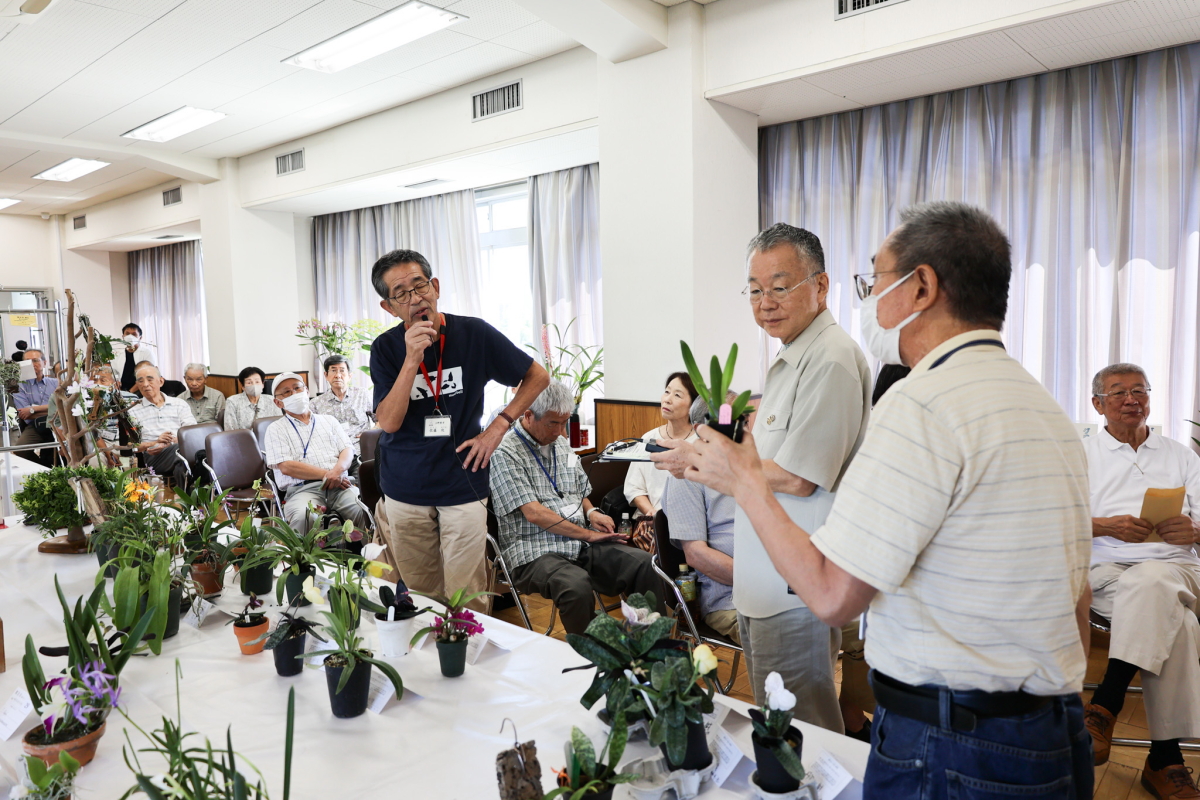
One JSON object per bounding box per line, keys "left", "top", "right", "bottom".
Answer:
{"left": 0, "top": 518, "right": 867, "bottom": 798}
{"left": 0, "top": 453, "right": 48, "bottom": 517}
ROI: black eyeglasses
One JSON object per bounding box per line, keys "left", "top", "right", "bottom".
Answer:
{"left": 387, "top": 280, "right": 434, "bottom": 305}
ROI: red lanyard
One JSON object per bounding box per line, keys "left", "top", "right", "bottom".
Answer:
{"left": 418, "top": 332, "right": 447, "bottom": 411}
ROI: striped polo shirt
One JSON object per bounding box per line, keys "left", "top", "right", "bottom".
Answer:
{"left": 810, "top": 329, "right": 1091, "bottom": 696}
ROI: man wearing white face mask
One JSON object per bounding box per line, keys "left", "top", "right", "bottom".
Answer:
{"left": 674, "top": 202, "right": 1093, "bottom": 798}
{"left": 264, "top": 373, "right": 367, "bottom": 535}
{"left": 110, "top": 323, "right": 155, "bottom": 392}
{"left": 224, "top": 366, "right": 282, "bottom": 431}
{"left": 656, "top": 222, "right": 872, "bottom": 734}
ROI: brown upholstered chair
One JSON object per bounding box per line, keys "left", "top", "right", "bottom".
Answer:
{"left": 359, "top": 427, "right": 383, "bottom": 464}
{"left": 203, "top": 429, "right": 280, "bottom": 516}
{"left": 251, "top": 416, "right": 277, "bottom": 454}
{"left": 177, "top": 422, "right": 222, "bottom": 487}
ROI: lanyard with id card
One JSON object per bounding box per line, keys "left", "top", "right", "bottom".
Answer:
{"left": 420, "top": 325, "right": 452, "bottom": 438}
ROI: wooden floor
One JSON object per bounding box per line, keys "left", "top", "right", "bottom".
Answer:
{"left": 492, "top": 595, "right": 1199, "bottom": 799}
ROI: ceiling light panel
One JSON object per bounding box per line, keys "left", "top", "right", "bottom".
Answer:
{"left": 0, "top": 199, "right": 20, "bottom": 210}
{"left": 33, "top": 158, "right": 110, "bottom": 182}
{"left": 122, "top": 106, "right": 226, "bottom": 142}
{"left": 283, "top": 1, "right": 465, "bottom": 73}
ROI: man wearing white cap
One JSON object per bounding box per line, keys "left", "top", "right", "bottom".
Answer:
{"left": 264, "top": 372, "right": 367, "bottom": 535}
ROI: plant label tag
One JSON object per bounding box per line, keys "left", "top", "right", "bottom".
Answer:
{"left": 304, "top": 634, "right": 325, "bottom": 667}
{"left": 702, "top": 704, "right": 730, "bottom": 738}
{"left": 806, "top": 750, "right": 854, "bottom": 800}
{"left": 411, "top": 630, "right": 430, "bottom": 651}
{"left": 709, "top": 726, "right": 743, "bottom": 788}
{"left": 367, "top": 670, "right": 396, "bottom": 714}
{"left": 0, "top": 689, "right": 34, "bottom": 741}
{"left": 424, "top": 416, "right": 451, "bottom": 437}
{"left": 183, "top": 598, "right": 217, "bottom": 629}
{"left": 466, "top": 632, "right": 491, "bottom": 664}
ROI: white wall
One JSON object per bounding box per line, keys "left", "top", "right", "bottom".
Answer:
{"left": 63, "top": 180, "right": 200, "bottom": 250}
{"left": 0, "top": 215, "right": 55, "bottom": 290}
{"left": 109, "top": 252, "right": 130, "bottom": 331}
{"left": 60, "top": 245, "right": 118, "bottom": 337}
{"left": 238, "top": 46, "right": 598, "bottom": 207}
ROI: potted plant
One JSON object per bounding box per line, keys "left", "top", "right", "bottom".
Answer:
{"left": 324, "top": 557, "right": 390, "bottom": 630}
{"left": 528, "top": 319, "right": 604, "bottom": 423}
{"left": 11, "top": 751, "right": 79, "bottom": 800}
{"left": 639, "top": 644, "right": 719, "bottom": 771}
{"left": 102, "top": 549, "right": 178, "bottom": 653}
{"left": 546, "top": 720, "right": 637, "bottom": 800}
{"left": 21, "top": 657, "right": 123, "bottom": 769}
{"left": 261, "top": 518, "right": 354, "bottom": 607}
{"left": 375, "top": 575, "right": 428, "bottom": 657}
{"left": 749, "top": 672, "right": 806, "bottom": 793}
{"left": 231, "top": 517, "right": 275, "bottom": 597}
{"left": 253, "top": 594, "right": 327, "bottom": 677}
{"left": 13, "top": 465, "right": 124, "bottom": 538}
{"left": 307, "top": 587, "right": 404, "bottom": 718}
{"left": 22, "top": 578, "right": 151, "bottom": 769}
{"left": 410, "top": 587, "right": 495, "bottom": 678}
{"left": 564, "top": 592, "right": 682, "bottom": 726}
{"left": 228, "top": 594, "right": 269, "bottom": 655}
{"left": 680, "top": 342, "right": 753, "bottom": 442}
{"left": 172, "top": 486, "right": 237, "bottom": 597}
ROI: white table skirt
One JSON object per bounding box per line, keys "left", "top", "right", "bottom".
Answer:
{"left": 0, "top": 517, "right": 867, "bottom": 799}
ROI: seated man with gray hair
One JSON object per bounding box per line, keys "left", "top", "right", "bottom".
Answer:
{"left": 181, "top": 363, "right": 225, "bottom": 425}
{"left": 127, "top": 362, "right": 195, "bottom": 485}
{"left": 1082, "top": 363, "right": 1200, "bottom": 797}
{"left": 264, "top": 372, "right": 368, "bottom": 536}
{"left": 489, "top": 380, "right": 665, "bottom": 634}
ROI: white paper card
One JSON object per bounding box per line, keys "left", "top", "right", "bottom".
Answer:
{"left": 466, "top": 632, "right": 508, "bottom": 665}
{"left": 183, "top": 598, "right": 218, "bottom": 629}
{"left": 806, "top": 750, "right": 853, "bottom": 800}
{"left": 0, "top": 689, "right": 35, "bottom": 742}
{"left": 702, "top": 704, "right": 730, "bottom": 738}
{"left": 709, "top": 726, "right": 744, "bottom": 788}
{"left": 367, "top": 669, "right": 397, "bottom": 714}
{"left": 424, "top": 416, "right": 451, "bottom": 437}
{"left": 304, "top": 633, "right": 326, "bottom": 667}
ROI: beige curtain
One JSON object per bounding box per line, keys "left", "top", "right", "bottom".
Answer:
{"left": 128, "top": 240, "right": 208, "bottom": 380}
{"left": 760, "top": 43, "right": 1200, "bottom": 440}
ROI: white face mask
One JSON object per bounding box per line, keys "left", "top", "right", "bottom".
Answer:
{"left": 282, "top": 392, "right": 310, "bottom": 415}
{"left": 123, "top": 334, "right": 138, "bottom": 345}
{"left": 859, "top": 270, "right": 920, "bottom": 366}
{"left": 244, "top": 383, "right": 262, "bottom": 398}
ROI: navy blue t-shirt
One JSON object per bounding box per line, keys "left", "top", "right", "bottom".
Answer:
{"left": 370, "top": 313, "right": 533, "bottom": 506}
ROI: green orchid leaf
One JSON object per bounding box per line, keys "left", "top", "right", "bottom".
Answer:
{"left": 571, "top": 727, "right": 597, "bottom": 779}
{"left": 565, "top": 635, "right": 625, "bottom": 672}
{"left": 730, "top": 389, "right": 753, "bottom": 421}
{"left": 709, "top": 356, "right": 723, "bottom": 414}
{"left": 679, "top": 341, "right": 711, "bottom": 408}
{"left": 364, "top": 657, "right": 404, "bottom": 699}
{"left": 771, "top": 738, "right": 806, "bottom": 781}
{"left": 722, "top": 343, "right": 739, "bottom": 399}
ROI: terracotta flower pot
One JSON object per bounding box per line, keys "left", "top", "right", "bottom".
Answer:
{"left": 190, "top": 561, "right": 225, "bottom": 596}
{"left": 233, "top": 618, "right": 270, "bottom": 655}
{"left": 23, "top": 722, "right": 107, "bottom": 768}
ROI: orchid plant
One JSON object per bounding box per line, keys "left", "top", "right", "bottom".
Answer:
{"left": 307, "top": 585, "right": 404, "bottom": 698}
{"left": 250, "top": 593, "right": 327, "bottom": 652}
{"left": 32, "top": 661, "right": 121, "bottom": 744}
{"left": 10, "top": 751, "right": 79, "bottom": 800}
{"left": 409, "top": 586, "right": 495, "bottom": 646}
{"left": 635, "top": 645, "right": 719, "bottom": 767}
{"left": 376, "top": 573, "right": 427, "bottom": 622}
{"left": 228, "top": 595, "right": 266, "bottom": 627}
{"left": 526, "top": 320, "right": 604, "bottom": 409}
{"left": 545, "top": 715, "right": 637, "bottom": 800}
{"left": 749, "top": 672, "right": 806, "bottom": 782}
{"left": 680, "top": 341, "right": 753, "bottom": 424}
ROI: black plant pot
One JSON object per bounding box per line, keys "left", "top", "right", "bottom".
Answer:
{"left": 283, "top": 567, "right": 316, "bottom": 607}
{"left": 324, "top": 656, "right": 372, "bottom": 718}
{"left": 752, "top": 730, "right": 804, "bottom": 793}
{"left": 661, "top": 719, "right": 712, "bottom": 772}
{"left": 94, "top": 542, "right": 120, "bottom": 579}
{"left": 274, "top": 632, "right": 306, "bottom": 677}
{"left": 437, "top": 638, "right": 468, "bottom": 678}
{"left": 590, "top": 786, "right": 613, "bottom": 800}
{"left": 240, "top": 564, "right": 274, "bottom": 597}
{"left": 161, "top": 582, "right": 186, "bottom": 641}
{"left": 704, "top": 414, "right": 747, "bottom": 444}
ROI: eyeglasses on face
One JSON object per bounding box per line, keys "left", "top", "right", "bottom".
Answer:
{"left": 743, "top": 272, "right": 819, "bottom": 305}
{"left": 387, "top": 280, "right": 434, "bottom": 305}
{"left": 852, "top": 269, "right": 909, "bottom": 301}
{"left": 1095, "top": 388, "right": 1151, "bottom": 402}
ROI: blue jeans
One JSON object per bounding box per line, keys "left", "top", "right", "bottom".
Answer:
{"left": 864, "top": 691, "right": 1094, "bottom": 799}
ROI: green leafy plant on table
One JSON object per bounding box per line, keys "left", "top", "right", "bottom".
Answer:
{"left": 408, "top": 586, "right": 495, "bottom": 646}
{"left": 545, "top": 690, "right": 638, "bottom": 800}
{"left": 527, "top": 319, "right": 604, "bottom": 409}
{"left": 260, "top": 518, "right": 355, "bottom": 605}
{"left": 679, "top": 341, "right": 753, "bottom": 428}
{"left": 308, "top": 585, "right": 404, "bottom": 697}
{"left": 13, "top": 465, "right": 125, "bottom": 536}
{"left": 638, "top": 645, "right": 719, "bottom": 768}
{"left": 12, "top": 750, "right": 80, "bottom": 799}
{"left": 748, "top": 672, "right": 806, "bottom": 788}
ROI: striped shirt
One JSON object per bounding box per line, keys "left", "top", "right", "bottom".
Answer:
{"left": 311, "top": 386, "right": 373, "bottom": 453}
{"left": 264, "top": 413, "right": 351, "bottom": 490}
{"left": 127, "top": 395, "right": 196, "bottom": 441}
{"left": 224, "top": 393, "right": 282, "bottom": 431}
{"left": 810, "top": 329, "right": 1091, "bottom": 695}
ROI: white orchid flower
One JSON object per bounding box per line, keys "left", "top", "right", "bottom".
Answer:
{"left": 763, "top": 672, "right": 797, "bottom": 712}
{"left": 66, "top": 381, "right": 81, "bottom": 395}
{"left": 692, "top": 644, "right": 718, "bottom": 675}
{"left": 362, "top": 542, "right": 387, "bottom": 561}
{"left": 764, "top": 672, "right": 786, "bottom": 696}
{"left": 70, "top": 403, "right": 84, "bottom": 416}
{"left": 620, "top": 600, "right": 660, "bottom": 627}
{"left": 9, "top": 784, "right": 30, "bottom": 798}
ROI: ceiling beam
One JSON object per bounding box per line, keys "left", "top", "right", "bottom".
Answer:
{"left": 509, "top": 0, "right": 667, "bottom": 63}
{"left": 0, "top": 130, "right": 220, "bottom": 183}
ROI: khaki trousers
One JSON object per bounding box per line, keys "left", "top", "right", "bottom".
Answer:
{"left": 1090, "top": 560, "right": 1200, "bottom": 740}
{"left": 704, "top": 609, "right": 741, "bottom": 645}
{"left": 382, "top": 497, "right": 490, "bottom": 613}
{"left": 739, "top": 607, "right": 843, "bottom": 734}
{"left": 372, "top": 497, "right": 401, "bottom": 583}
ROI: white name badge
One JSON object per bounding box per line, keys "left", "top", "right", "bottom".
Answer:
{"left": 424, "top": 415, "right": 451, "bottom": 437}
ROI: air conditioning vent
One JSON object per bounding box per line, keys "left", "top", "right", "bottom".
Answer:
{"left": 162, "top": 186, "right": 182, "bottom": 206}
{"left": 72, "top": 215, "right": 85, "bottom": 230}
{"left": 276, "top": 149, "right": 305, "bottom": 175}
{"left": 472, "top": 80, "right": 522, "bottom": 121}
{"left": 836, "top": 0, "right": 907, "bottom": 19}
{"left": 403, "top": 178, "right": 449, "bottom": 189}
{"left": 154, "top": 234, "right": 184, "bottom": 240}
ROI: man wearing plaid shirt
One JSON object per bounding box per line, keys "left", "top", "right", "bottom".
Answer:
{"left": 490, "top": 381, "right": 665, "bottom": 634}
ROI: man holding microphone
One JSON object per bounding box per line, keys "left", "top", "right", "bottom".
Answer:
{"left": 658, "top": 202, "right": 1094, "bottom": 797}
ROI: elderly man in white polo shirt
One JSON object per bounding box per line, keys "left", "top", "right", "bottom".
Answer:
{"left": 127, "top": 362, "right": 195, "bottom": 485}
{"left": 264, "top": 372, "right": 368, "bottom": 535}
{"left": 667, "top": 202, "right": 1094, "bottom": 798}
{"left": 1081, "top": 363, "right": 1200, "bottom": 798}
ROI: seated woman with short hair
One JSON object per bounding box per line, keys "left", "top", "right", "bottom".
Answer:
{"left": 623, "top": 372, "right": 699, "bottom": 517}
{"left": 223, "top": 366, "right": 282, "bottom": 430}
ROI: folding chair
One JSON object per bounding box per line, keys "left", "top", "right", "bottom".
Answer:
{"left": 650, "top": 510, "right": 742, "bottom": 694}
{"left": 251, "top": 416, "right": 276, "bottom": 453}
{"left": 177, "top": 422, "right": 221, "bottom": 489}
{"left": 485, "top": 505, "right": 558, "bottom": 636}
{"left": 359, "top": 428, "right": 383, "bottom": 464}
{"left": 203, "top": 429, "right": 281, "bottom": 518}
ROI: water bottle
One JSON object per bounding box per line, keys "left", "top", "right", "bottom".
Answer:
{"left": 618, "top": 513, "right": 632, "bottom": 534}
{"left": 675, "top": 563, "right": 698, "bottom": 603}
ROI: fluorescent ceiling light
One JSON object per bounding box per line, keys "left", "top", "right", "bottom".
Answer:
{"left": 122, "top": 106, "right": 226, "bottom": 143}
{"left": 33, "top": 158, "right": 109, "bottom": 182}
{"left": 0, "top": 199, "right": 20, "bottom": 210}
{"left": 283, "top": 0, "right": 464, "bottom": 73}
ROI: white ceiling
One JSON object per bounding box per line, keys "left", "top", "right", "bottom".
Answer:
{"left": 0, "top": 0, "right": 578, "bottom": 216}
{"left": 710, "top": 0, "right": 1200, "bottom": 124}
{"left": 79, "top": 218, "right": 201, "bottom": 252}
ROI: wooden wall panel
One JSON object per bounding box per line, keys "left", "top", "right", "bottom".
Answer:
{"left": 208, "top": 371, "right": 309, "bottom": 399}
{"left": 595, "top": 399, "right": 663, "bottom": 453}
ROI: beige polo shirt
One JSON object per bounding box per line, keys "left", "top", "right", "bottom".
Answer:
{"left": 733, "top": 308, "right": 872, "bottom": 618}
{"left": 810, "top": 329, "right": 1091, "bottom": 695}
